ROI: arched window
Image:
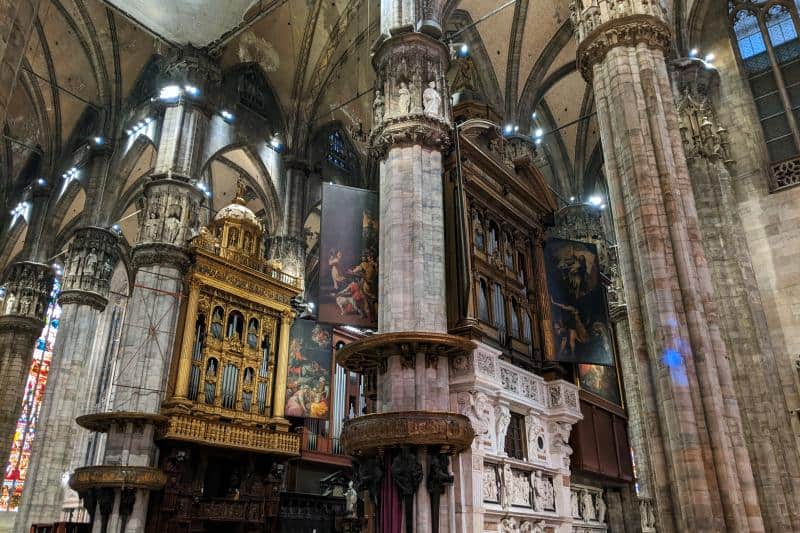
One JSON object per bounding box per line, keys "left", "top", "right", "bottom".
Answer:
{"left": 327, "top": 131, "right": 353, "bottom": 172}
{"left": 487, "top": 222, "right": 499, "bottom": 255}
{"left": 472, "top": 210, "right": 485, "bottom": 251}
{"left": 731, "top": 0, "right": 800, "bottom": 188}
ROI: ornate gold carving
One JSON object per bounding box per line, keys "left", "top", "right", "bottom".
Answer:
{"left": 335, "top": 332, "right": 476, "bottom": 374}
{"left": 341, "top": 411, "right": 475, "bottom": 456}
{"left": 576, "top": 15, "right": 672, "bottom": 81}
{"left": 156, "top": 413, "right": 300, "bottom": 456}
{"left": 69, "top": 465, "right": 167, "bottom": 492}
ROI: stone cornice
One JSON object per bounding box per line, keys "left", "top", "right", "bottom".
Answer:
{"left": 131, "top": 242, "right": 191, "bottom": 271}
{"left": 0, "top": 315, "right": 44, "bottom": 335}
{"left": 370, "top": 113, "right": 452, "bottom": 158}
{"left": 576, "top": 14, "right": 672, "bottom": 82}
{"left": 57, "top": 290, "right": 108, "bottom": 311}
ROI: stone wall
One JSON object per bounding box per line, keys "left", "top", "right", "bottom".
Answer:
{"left": 696, "top": 3, "right": 800, "bottom": 443}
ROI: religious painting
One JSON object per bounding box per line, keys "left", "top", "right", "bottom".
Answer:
{"left": 544, "top": 238, "right": 614, "bottom": 366}
{"left": 579, "top": 363, "right": 622, "bottom": 405}
{"left": 318, "top": 183, "right": 378, "bottom": 328}
{"left": 285, "top": 319, "right": 333, "bottom": 420}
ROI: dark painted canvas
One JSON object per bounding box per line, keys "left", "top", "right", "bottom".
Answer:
{"left": 318, "top": 183, "right": 378, "bottom": 328}
{"left": 544, "top": 238, "right": 614, "bottom": 365}
{"left": 579, "top": 363, "right": 622, "bottom": 405}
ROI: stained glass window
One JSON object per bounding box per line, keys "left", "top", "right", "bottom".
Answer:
{"left": 1, "top": 279, "right": 61, "bottom": 512}
{"left": 326, "top": 131, "right": 352, "bottom": 172}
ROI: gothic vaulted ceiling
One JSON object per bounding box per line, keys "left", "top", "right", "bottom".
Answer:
{"left": 4, "top": 0, "right": 695, "bottom": 230}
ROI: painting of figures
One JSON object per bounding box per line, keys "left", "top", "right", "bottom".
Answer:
{"left": 318, "top": 183, "right": 378, "bottom": 328}
{"left": 285, "top": 320, "right": 333, "bottom": 419}
{"left": 544, "top": 238, "right": 614, "bottom": 366}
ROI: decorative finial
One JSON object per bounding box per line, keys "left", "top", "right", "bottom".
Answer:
{"left": 235, "top": 178, "right": 247, "bottom": 204}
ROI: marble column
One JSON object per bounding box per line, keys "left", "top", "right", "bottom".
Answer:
{"left": 673, "top": 57, "right": 800, "bottom": 531}
{"left": 0, "top": 260, "right": 53, "bottom": 452}
{"left": 16, "top": 227, "right": 119, "bottom": 530}
{"left": 371, "top": 3, "right": 454, "bottom": 531}
{"left": 71, "top": 49, "right": 214, "bottom": 533}
{"left": 269, "top": 157, "right": 308, "bottom": 282}
{"left": 572, "top": 2, "right": 763, "bottom": 531}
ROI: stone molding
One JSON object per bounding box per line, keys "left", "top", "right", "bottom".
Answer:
{"left": 0, "top": 314, "right": 44, "bottom": 335}
{"left": 336, "top": 331, "right": 475, "bottom": 374}
{"left": 69, "top": 465, "right": 167, "bottom": 492}
{"left": 131, "top": 242, "right": 192, "bottom": 271}
{"left": 576, "top": 14, "right": 672, "bottom": 81}
{"left": 341, "top": 411, "right": 475, "bottom": 456}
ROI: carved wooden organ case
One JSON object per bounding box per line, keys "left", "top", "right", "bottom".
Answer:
{"left": 164, "top": 192, "right": 301, "bottom": 427}
{"left": 444, "top": 116, "right": 558, "bottom": 369}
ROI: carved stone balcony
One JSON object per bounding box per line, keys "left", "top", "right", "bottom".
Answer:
{"left": 155, "top": 413, "right": 300, "bottom": 456}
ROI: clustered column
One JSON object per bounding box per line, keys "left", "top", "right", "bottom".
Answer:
{"left": 337, "top": 3, "right": 477, "bottom": 533}
{"left": 69, "top": 50, "right": 214, "bottom": 533}
{"left": 16, "top": 227, "right": 119, "bottom": 530}
{"left": 571, "top": 1, "right": 763, "bottom": 530}
{"left": 673, "top": 56, "right": 800, "bottom": 531}
{"left": 0, "top": 261, "right": 54, "bottom": 451}
{"left": 269, "top": 156, "right": 308, "bottom": 282}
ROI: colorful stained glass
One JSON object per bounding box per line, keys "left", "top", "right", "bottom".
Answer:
{"left": 0, "top": 279, "right": 60, "bottom": 512}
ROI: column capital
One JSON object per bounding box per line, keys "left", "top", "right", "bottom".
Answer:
{"left": 0, "top": 261, "right": 54, "bottom": 323}
{"left": 59, "top": 226, "right": 120, "bottom": 310}
{"left": 575, "top": 14, "right": 671, "bottom": 82}
{"left": 370, "top": 31, "right": 452, "bottom": 157}
{"left": 132, "top": 178, "right": 203, "bottom": 270}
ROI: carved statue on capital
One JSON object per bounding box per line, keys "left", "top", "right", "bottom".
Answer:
{"left": 1, "top": 262, "right": 54, "bottom": 323}
{"left": 60, "top": 227, "right": 120, "bottom": 308}
{"left": 370, "top": 32, "right": 452, "bottom": 155}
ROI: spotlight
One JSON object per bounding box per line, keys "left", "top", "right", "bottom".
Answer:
{"left": 93, "top": 136, "right": 104, "bottom": 145}
{"left": 111, "top": 224, "right": 121, "bottom": 234}
{"left": 535, "top": 138, "right": 542, "bottom": 145}
{"left": 531, "top": 111, "right": 537, "bottom": 120}
{"left": 159, "top": 85, "right": 182, "bottom": 101}
{"left": 600, "top": 204, "right": 607, "bottom": 210}
{"left": 689, "top": 48, "right": 699, "bottom": 58}
{"left": 514, "top": 125, "right": 519, "bottom": 133}
{"left": 570, "top": 196, "right": 575, "bottom": 202}
{"left": 534, "top": 128, "right": 544, "bottom": 138}
{"left": 459, "top": 43, "right": 469, "bottom": 57}
{"left": 504, "top": 124, "right": 514, "bottom": 135}
{"left": 36, "top": 178, "right": 47, "bottom": 187}
{"left": 588, "top": 195, "right": 602, "bottom": 206}
{"left": 221, "top": 110, "right": 235, "bottom": 122}
{"left": 184, "top": 84, "right": 200, "bottom": 97}
{"left": 704, "top": 53, "right": 715, "bottom": 63}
